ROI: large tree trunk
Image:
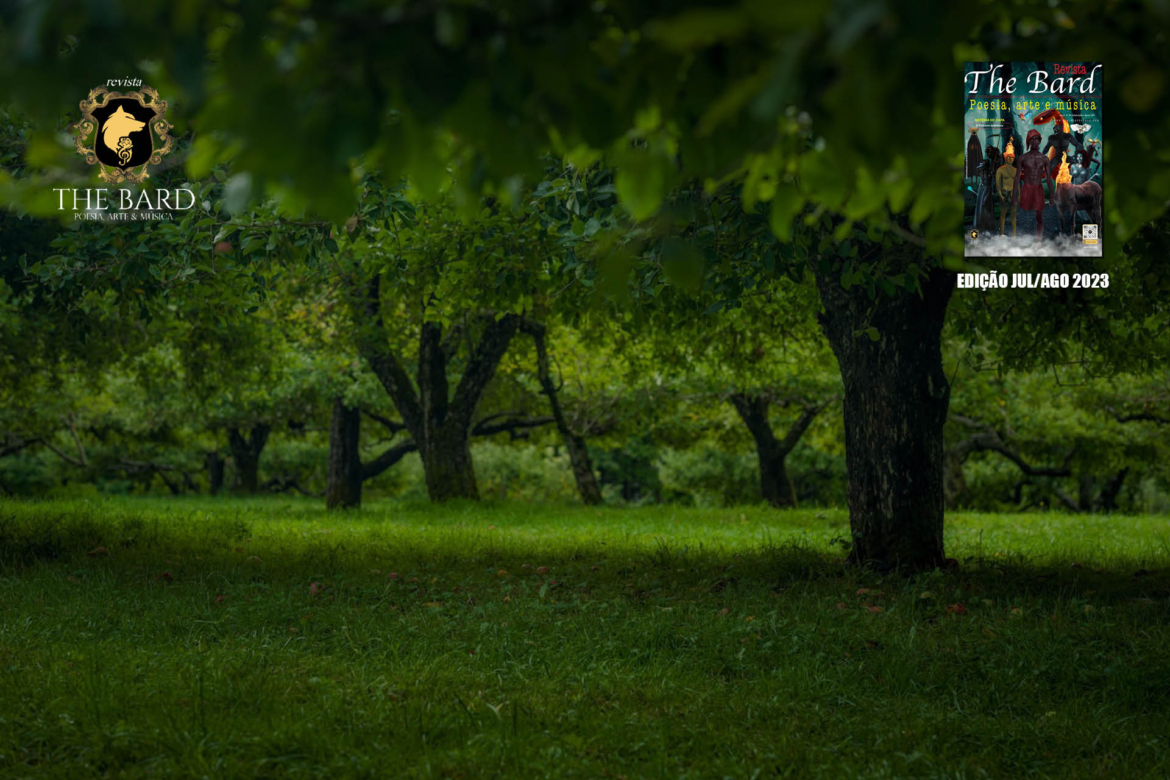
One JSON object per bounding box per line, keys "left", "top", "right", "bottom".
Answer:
{"left": 420, "top": 427, "right": 479, "bottom": 501}
{"left": 326, "top": 399, "right": 363, "bottom": 509}
{"left": 522, "top": 320, "right": 602, "bottom": 505}
{"left": 228, "top": 423, "right": 270, "bottom": 495}
{"left": 817, "top": 266, "right": 954, "bottom": 570}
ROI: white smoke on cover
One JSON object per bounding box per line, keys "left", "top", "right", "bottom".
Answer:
{"left": 965, "top": 233, "right": 1102, "bottom": 258}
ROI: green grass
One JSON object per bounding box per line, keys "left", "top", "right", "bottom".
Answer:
{"left": 1, "top": 497, "right": 1169, "bottom": 778}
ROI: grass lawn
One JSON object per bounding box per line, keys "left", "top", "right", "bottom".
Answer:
{"left": 2, "top": 497, "right": 1170, "bottom": 778}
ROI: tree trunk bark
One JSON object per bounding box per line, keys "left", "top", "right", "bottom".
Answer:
{"left": 326, "top": 398, "right": 363, "bottom": 509}
{"left": 759, "top": 447, "right": 795, "bottom": 507}
{"left": 943, "top": 448, "right": 970, "bottom": 510}
{"left": 206, "top": 451, "right": 224, "bottom": 495}
{"left": 1077, "top": 473, "right": 1095, "bottom": 513}
{"left": 523, "top": 320, "right": 603, "bottom": 505}
{"left": 420, "top": 427, "right": 479, "bottom": 501}
{"left": 234, "top": 451, "right": 260, "bottom": 494}
{"left": 565, "top": 435, "right": 603, "bottom": 505}
{"left": 1099, "top": 468, "right": 1128, "bottom": 511}
{"left": 228, "top": 423, "right": 270, "bottom": 495}
{"left": 817, "top": 266, "right": 954, "bottom": 570}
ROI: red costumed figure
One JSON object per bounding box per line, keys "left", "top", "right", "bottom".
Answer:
{"left": 1014, "top": 128, "right": 1051, "bottom": 241}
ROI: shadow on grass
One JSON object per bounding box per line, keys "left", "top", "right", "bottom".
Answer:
{"left": 3, "top": 500, "right": 1169, "bottom": 613}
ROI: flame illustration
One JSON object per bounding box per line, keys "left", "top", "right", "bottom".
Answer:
{"left": 1055, "top": 152, "right": 1072, "bottom": 184}
{"left": 1004, "top": 138, "right": 1015, "bottom": 160}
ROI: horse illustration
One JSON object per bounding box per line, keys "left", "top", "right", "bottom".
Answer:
{"left": 101, "top": 106, "right": 146, "bottom": 165}
{"left": 1054, "top": 179, "right": 1102, "bottom": 235}
{"left": 1051, "top": 151, "right": 1102, "bottom": 235}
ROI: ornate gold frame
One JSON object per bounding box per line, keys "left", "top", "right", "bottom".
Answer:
{"left": 73, "top": 86, "right": 174, "bottom": 184}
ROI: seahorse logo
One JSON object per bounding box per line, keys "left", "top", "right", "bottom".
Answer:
{"left": 101, "top": 106, "right": 145, "bottom": 165}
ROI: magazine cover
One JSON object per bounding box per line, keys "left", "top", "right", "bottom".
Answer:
{"left": 964, "top": 61, "right": 1103, "bottom": 257}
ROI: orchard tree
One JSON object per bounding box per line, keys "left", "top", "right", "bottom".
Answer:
{"left": 647, "top": 277, "right": 840, "bottom": 508}
{"left": 331, "top": 185, "right": 560, "bottom": 502}
{"left": 945, "top": 355, "right": 1169, "bottom": 512}
{"left": 4, "top": 0, "right": 1170, "bottom": 565}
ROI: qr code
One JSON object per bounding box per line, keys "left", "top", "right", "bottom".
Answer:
{"left": 1083, "top": 224, "right": 1099, "bottom": 241}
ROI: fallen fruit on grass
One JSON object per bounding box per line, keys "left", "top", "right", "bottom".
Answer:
{"left": 158, "top": 571, "right": 173, "bottom": 583}
{"left": 536, "top": 566, "right": 549, "bottom": 575}
{"left": 215, "top": 594, "right": 227, "bottom": 604}
{"left": 866, "top": 605, "right": 883, "bottom": 614}
{"left": 88, "top": 546, "right": 110, "bottom": 557}
{"left": 309, "top": 582, "right": 323, "bottom": 596}
{"left": 387, "top": 572, "right": 399, "bottom": 580}
{"left": 946, "top": 603, "right": 968, "bottom": 615}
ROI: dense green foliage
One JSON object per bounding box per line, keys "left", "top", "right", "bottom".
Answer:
{"left": 2, "top": 497, "right": 1170, "bottom": 777}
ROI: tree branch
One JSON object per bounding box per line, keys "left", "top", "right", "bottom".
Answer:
{"left": 361, "top": 442, "right": 418, "bottom": 481}
{"left": 1106, "top": 406, "right": 1169, "bottom": 425}
{"left": 778, "top": 396, "right": 837, "bottom": 455}
{"left": 471, "top": 415, "right": 555, "bottom": 437}
{"left": 41, "top": 440, "right": 87, "bottom": 467}
{"left": 361, "top": 409, "right": 409, "bottom": 434}
{"left": 65, "top": 414, "right": 88, "bottom": 467}
{"left": 1052, "top": 488, "right": 1082, "bottom": 512}
{"left": 354, "top": 273, "right": 424, "bottom": 437}
{"left": 729, "top": 392, "right": 777, "bottom": 452}
{"left": 0, "top": 436, "right": 41, "bottom": 459}
{"left": 948, "top": 414, "right": 1072, "bottom": 477}
{"left": 449, "top": 313, "right": 520, "bottom": 430}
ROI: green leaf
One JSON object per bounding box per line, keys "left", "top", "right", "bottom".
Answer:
{"left": 769, "top": 186, "right": 803, "bottom": 242}
{"left": 614, "top": 149, "right": 668, "bottom": 221}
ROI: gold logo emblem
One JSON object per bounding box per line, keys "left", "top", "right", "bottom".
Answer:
{"left": 72, "top": 86, "right": 174, "bottom": 183}
{"left": 969, "top": 229, "right": 979, "bottom": 239}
